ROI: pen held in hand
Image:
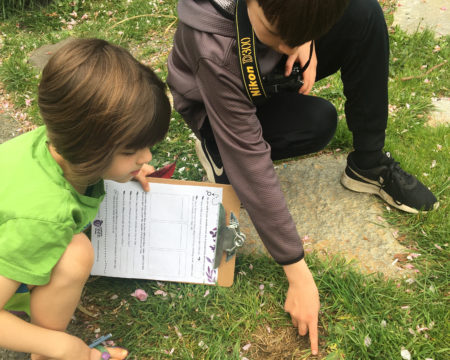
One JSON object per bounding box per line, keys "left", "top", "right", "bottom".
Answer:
{"left": 88, "top": 333, "right": 113, "bottom": 348}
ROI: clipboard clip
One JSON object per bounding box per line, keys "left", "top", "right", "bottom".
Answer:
{"left": 213, "top": 204, "right": 246, "bottom": 269}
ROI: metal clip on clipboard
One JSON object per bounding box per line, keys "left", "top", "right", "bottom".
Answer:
{"left": 213, "top": 203, "right": 246, "bottom": 269}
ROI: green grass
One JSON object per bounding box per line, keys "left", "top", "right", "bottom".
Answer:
{"left": 0, "top": 0, "right": 449, "bottom": 359}
{"left": 0, "top": 0, "right": 51, "bottom": 19}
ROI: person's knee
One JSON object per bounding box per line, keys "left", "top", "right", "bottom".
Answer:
{"left": 53, "top": 233, "right": 94, "bottom": 284}
{"left": 313, "top": 99, "right": 337, "bottom": 146}
{"left": 349, "top": 0, "right": 385, "bottom": 29}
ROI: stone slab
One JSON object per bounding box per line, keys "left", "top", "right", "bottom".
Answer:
{"left": 0, "top": 113, "right": 20, "bottom": 144}
{"left": 28, "top": 37, "right": 75, "bottom": 71}
{"left": 393, "top": 0, "right": 450, "bottom": 37}
{"left": 427, "top": 97, "right": 450, "bottom": 127}
{"left": 238, "top": 154, "right": 411, "bottom": 278}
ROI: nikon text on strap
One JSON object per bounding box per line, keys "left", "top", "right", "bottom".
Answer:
{"left": 235, "top": 0, "right": 267, "bottom": 105}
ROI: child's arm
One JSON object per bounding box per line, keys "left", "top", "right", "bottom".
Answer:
{"left": 0, "top": 275, "right": 90, "bottom": 359}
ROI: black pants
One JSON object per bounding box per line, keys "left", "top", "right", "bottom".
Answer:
{"left": 201, "top": 0, "right": 389, "bottom": 161}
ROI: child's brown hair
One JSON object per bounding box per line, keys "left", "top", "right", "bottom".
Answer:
{"left": 256, "top": 0, "right": 350, "bottom": 47}
{"left": 38, "top": 38, "right": 171, "bottom": 183}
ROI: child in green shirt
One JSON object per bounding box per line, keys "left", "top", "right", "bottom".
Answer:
{"left": 0, "top": 38, "right": 171, "bottom": 360}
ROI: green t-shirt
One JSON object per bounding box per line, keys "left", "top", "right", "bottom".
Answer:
{"left": 0, "top": 126, "right": 105, "bottom": 288}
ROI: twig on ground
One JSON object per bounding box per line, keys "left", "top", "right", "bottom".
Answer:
{"left": 77, "top": 303, "right": 98, "bottom": 318}
{"left": 400, "top": 60, "right": 448, "bottom": 81}
{"left": 109, "top": 14, "right": 178, "bottom": 34}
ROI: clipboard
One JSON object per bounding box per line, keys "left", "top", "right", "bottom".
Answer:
{"left": 146, "top": 177, "right": 242, "bottom": 287}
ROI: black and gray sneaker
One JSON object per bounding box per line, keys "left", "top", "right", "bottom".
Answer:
{"left": 195, "top": 138, "right": 230, "bottom": 184}
{"left": 341, "top": 151, "right": 438, "bottom": 213}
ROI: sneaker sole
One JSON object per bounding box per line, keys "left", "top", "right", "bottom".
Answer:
{"left": 195, "top": 139, "right": 216, "bottom": 183}
{"left": 340, "top": 171, "right": 425, "bottom": 214}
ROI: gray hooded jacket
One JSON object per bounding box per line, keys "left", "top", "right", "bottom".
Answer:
{"left": 167, "top": 0, "right": 304, "bottom": 265}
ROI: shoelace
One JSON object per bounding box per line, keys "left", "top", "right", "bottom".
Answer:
{"left": 381, "top": 155, "right": 415, "bottom": 190}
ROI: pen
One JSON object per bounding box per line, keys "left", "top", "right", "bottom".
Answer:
{"left": 88, "top": 333, "right": 113, "bottom": 348}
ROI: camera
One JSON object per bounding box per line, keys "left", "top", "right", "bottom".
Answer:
{"left": 262, "top": 61, "right": 304, "bottom": 95}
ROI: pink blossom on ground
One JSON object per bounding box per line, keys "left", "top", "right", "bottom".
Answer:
{"left": 130, "top": 289, "right": 148, "bottom": 301}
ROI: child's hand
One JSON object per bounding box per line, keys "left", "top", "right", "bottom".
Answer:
{"left": 283, "top": 259, "right": 320, "bottom": 356}
{"left": 133, "top": 163, "right": 155, "bottom": 192}
{"left": 91, "top": 346, "right": 128, "bottom": 360}
{"left": 284, "top": 41, "right": 317, "bottom": 95}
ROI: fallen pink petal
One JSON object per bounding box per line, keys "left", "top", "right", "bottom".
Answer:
{"left": 203, "top": 290, "right": 210, "bottom": 297}
{"left": 174, "top": 326, "right": 183, "bottom": 338}
{"left": 131, "top": 289, "right": 148, "bottom": 301}
{"left": 401, "top": 349, "right": 411, "bottom": 360}
{"left": 154, "top": 289, "right": 168, "bottom": 297}
{"left": 403, "top": 264, "right": 415, "bottom": 270}
{"left": 416, "top": 326, "right": 429, "bottom": 333}
{"left": 242, "top": 343, "right": 251, "bottom": 351}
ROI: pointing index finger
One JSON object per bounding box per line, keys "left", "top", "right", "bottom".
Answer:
{"left": 308, "top": 318, "right": 319, "bottom": 355}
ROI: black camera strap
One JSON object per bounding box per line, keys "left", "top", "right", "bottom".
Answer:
{"left": 235, "top": 0, "right": 313, "bottom": 105}
{"left": 235, "top": 0, "right": 267, "bottom": 105}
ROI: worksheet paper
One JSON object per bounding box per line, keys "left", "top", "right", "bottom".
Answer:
{"left": 91, "top": 180, "right": 222, "bottom": 284}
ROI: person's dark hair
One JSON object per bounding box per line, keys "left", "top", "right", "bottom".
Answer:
{"left": 38, "top": 38, "right": 171, "bottom": 183}
{"left": 256, "top": 0, "right": 350, "bottom": 47}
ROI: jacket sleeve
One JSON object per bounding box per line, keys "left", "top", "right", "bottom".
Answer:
{"left": 194, "top": 57, "right": 304, "bottom": 265}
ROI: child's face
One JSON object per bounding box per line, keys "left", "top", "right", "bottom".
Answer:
{"left": 103, "top": 147, "right": 152, "bottom": 183}
{"left": 247, "top": 0, "right": 297, "bottom": 55}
